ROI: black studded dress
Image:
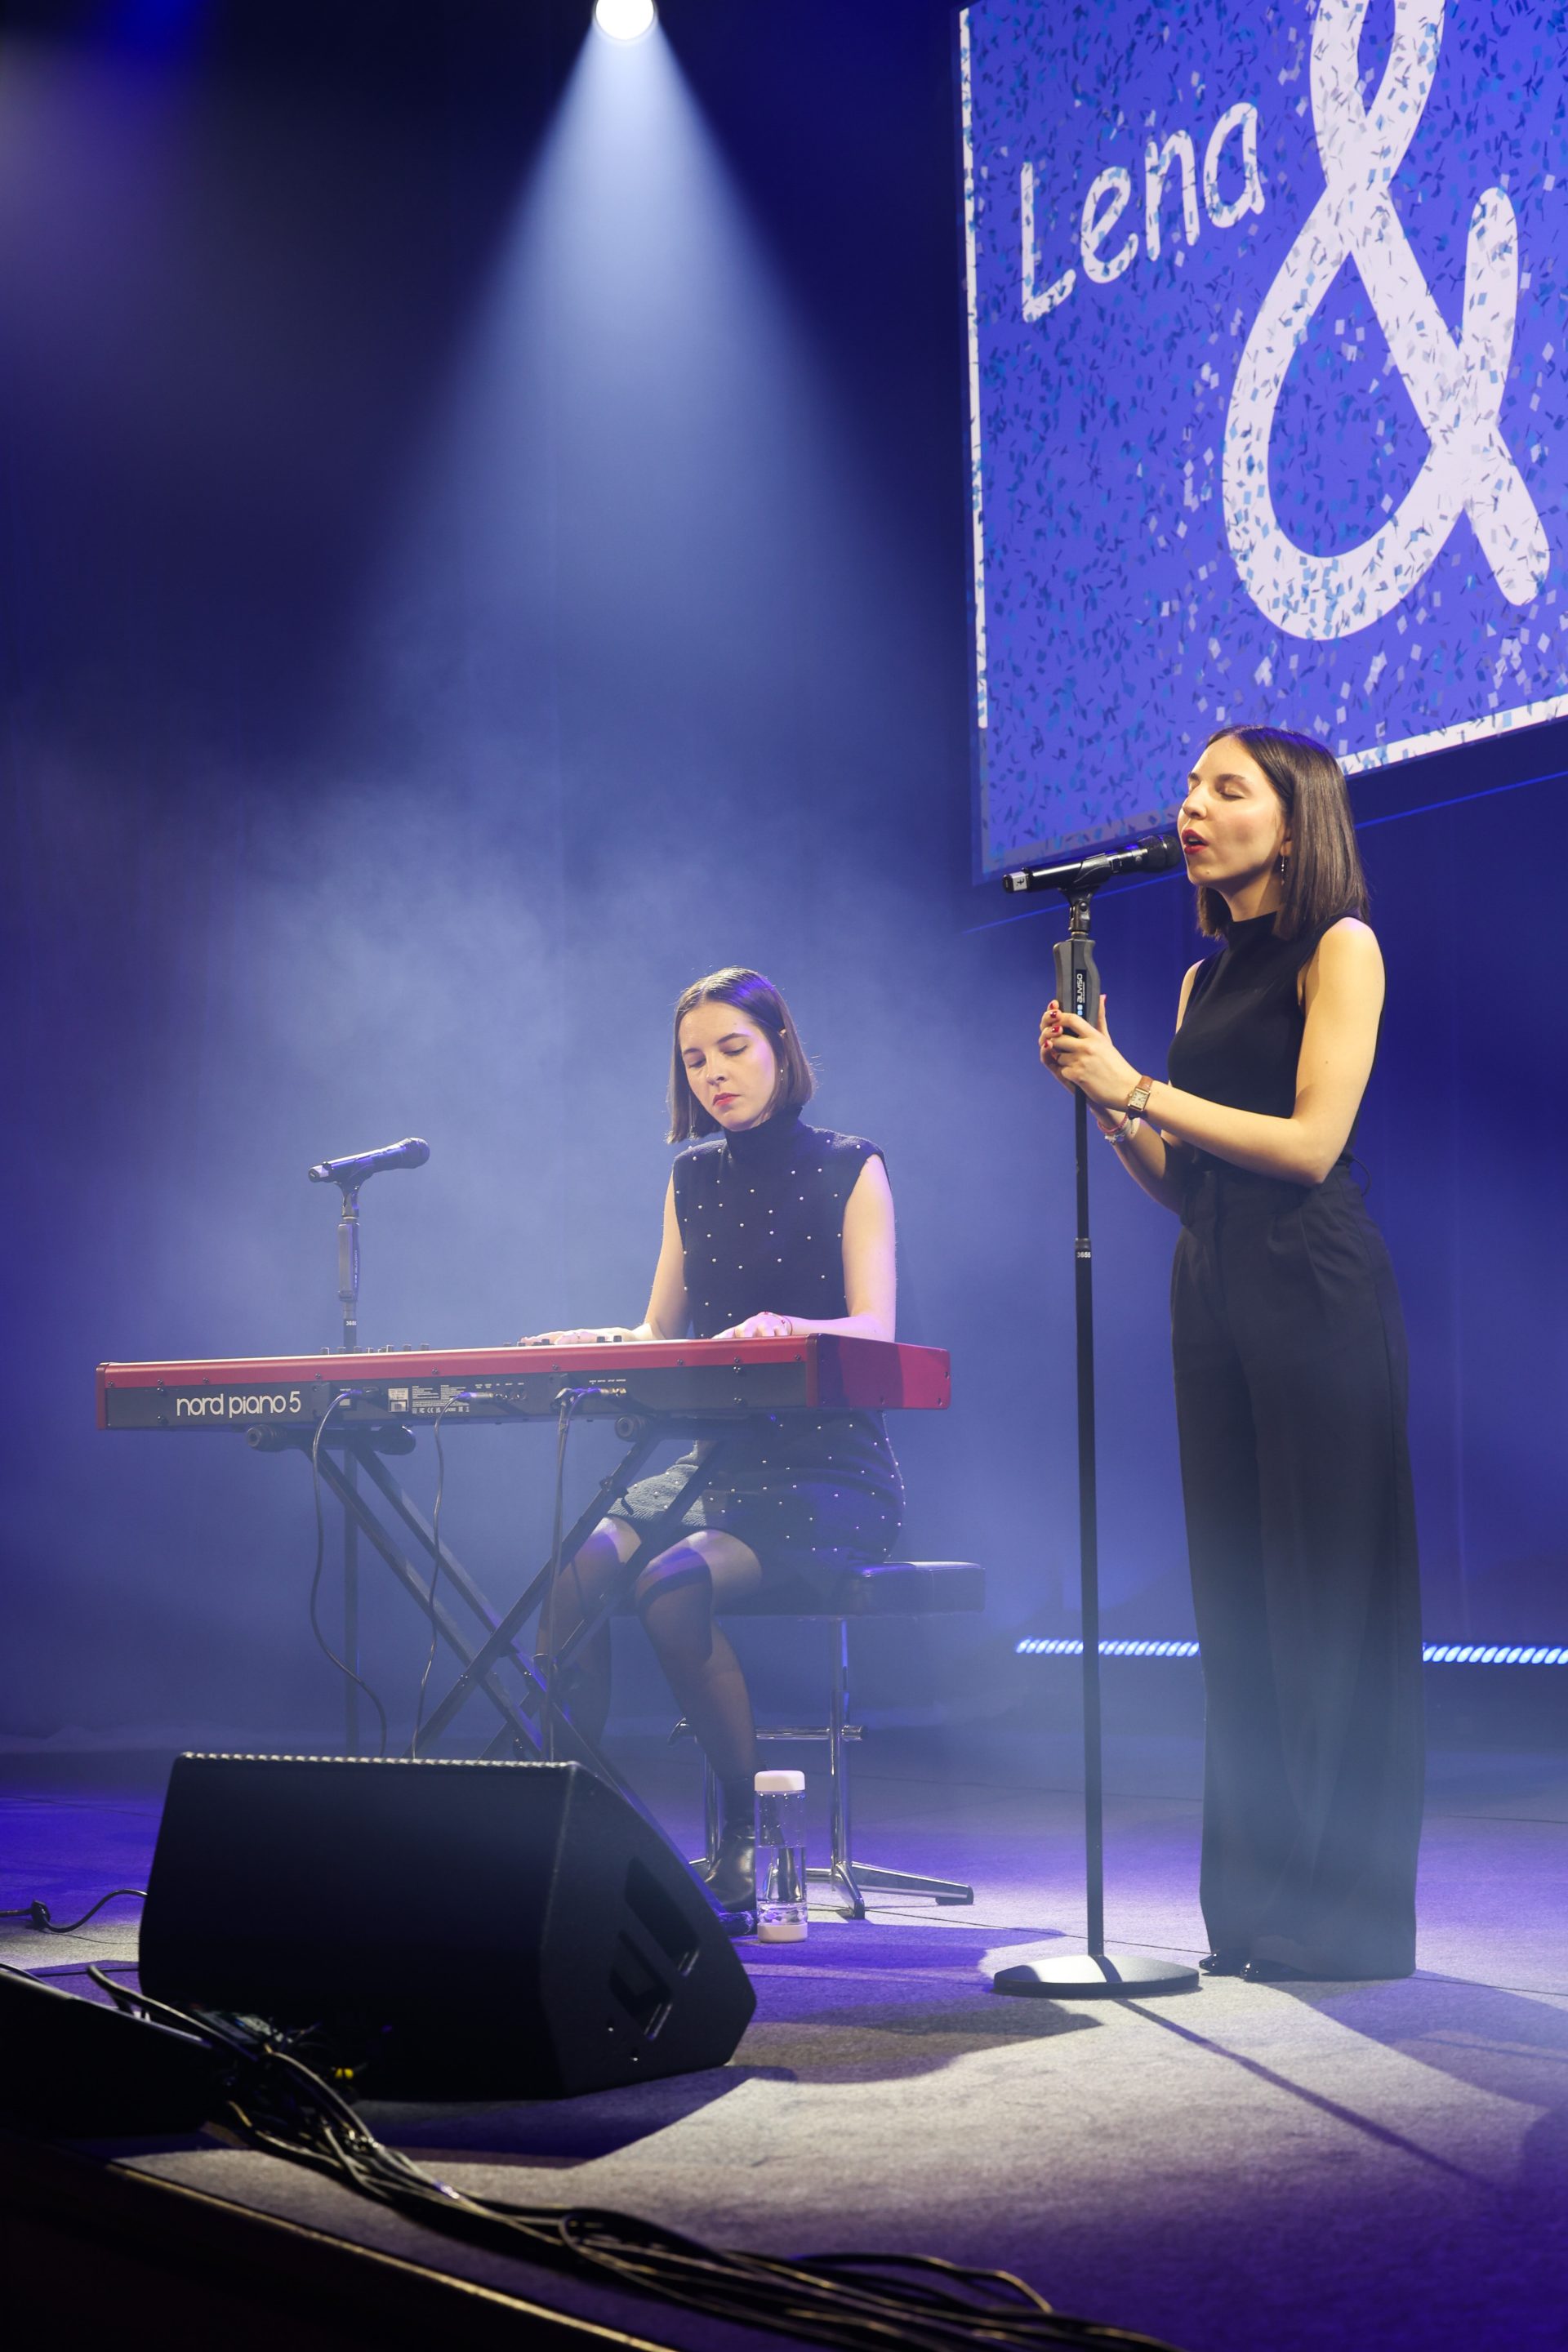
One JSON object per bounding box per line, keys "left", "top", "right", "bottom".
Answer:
{"left": 605, "top": 1106, "right": 904, "bottom": 1588}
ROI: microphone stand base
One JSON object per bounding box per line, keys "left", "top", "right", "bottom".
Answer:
{"left": 991, "top": 1947, "right": 1200, "bottom": 1999}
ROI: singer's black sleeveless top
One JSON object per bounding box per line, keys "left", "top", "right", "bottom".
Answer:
{"left": 606, "top": 1107, "right": 903, "bottom": 1585}
{"left": 1167, "top": 914, "right": 1352, "bottom": 1177}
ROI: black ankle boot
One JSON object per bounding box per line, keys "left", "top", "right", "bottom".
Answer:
{"left": 702, "top": 1820, "right": 757, "bottom": 1911}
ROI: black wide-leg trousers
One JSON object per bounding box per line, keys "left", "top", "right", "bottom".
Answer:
{"left": 1171, "top": 1164, "right": 1424, "bottom": 1978}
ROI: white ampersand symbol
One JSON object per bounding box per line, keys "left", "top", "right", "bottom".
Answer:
{"left": 1223, "top": 0, "right": 1549, "bottom": 641}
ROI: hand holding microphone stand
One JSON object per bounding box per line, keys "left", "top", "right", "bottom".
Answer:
{"left": 993, "top": 838, "right": 1197, "bottom": 1999}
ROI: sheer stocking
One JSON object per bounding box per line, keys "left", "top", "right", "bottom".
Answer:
{"left": 538, "top": 1525, "right": 763, "bottom": 1819}
{"left": 637, "top": 1545, "right": 760, "bottom": 1822}
{"left": 536, "top": 1523, "right": 637, "bottom": 1750}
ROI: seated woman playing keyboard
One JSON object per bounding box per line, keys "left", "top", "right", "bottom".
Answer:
{"left": 521, "top": 966, "right": 902, "bottom": 1909}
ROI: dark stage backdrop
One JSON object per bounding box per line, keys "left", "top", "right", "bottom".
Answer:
{"left": 0, "top": 0, "right": 1562, "bottom": 1748}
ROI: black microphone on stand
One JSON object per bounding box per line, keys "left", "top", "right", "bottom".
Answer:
{"left": 1007, "top": 832, "right": 1180, "bottom": 1028}
{"left": 308, "top": 1138, "right": 430, "bottom": 1187}
{"left": 307, "top": 1140, "right": 429, "bottom": 1358}
{"left": 1003, "top": 828, "right": 1182, "bottom": 895}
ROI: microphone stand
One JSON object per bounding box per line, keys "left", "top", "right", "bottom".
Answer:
{"left": 335, "top": 1182, "right": 362, "bottom": 1754}
{"left": 994, "top": 887, "right": 1196, "bottom": 1999}
{"left": 337, "top": 1185, "right": 361, "bottom": 1355}
{"left": 304, "top": 1143, "right": 430, "bottom": 1756}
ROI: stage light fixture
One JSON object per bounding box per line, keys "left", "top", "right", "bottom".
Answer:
{"left": 594, "top": 0, "right": 657, "bottom": 41}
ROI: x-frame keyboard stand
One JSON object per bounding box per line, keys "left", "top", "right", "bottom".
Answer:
{"left": 265, "top": 1414, "right": 733, "bottom": 1829}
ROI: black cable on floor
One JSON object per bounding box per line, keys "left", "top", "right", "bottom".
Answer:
{"left": 87, "top": 1970, "right": 1190, "bottom": 2352}
{"left": 1, "top": 1888, "right": 147, "bottom": 1934}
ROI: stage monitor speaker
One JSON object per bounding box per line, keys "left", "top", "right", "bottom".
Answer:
{"left": 139, "top": 1755, "right": 756, "bottom": 2100}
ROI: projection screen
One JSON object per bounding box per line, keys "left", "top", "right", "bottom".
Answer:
{"left": 960, "top": 0, "right": 1568, "bottom": 873}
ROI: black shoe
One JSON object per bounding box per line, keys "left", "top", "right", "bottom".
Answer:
{"left": 1241, "top": 1957, "right": 1311, "bottom": 1984}
{"left": 701, "top": 1824, "right": 757, "bottom": 1912}
{"left": 1199, "top": 1951, "right": 1247, "bottom": 1976}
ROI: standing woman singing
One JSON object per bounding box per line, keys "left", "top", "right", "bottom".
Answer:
{"left": 1040, "top": 728, "right": 1423, "bottom": 1980}
{"left": 523, "top": 968, "right": 902, "bottom": 1910}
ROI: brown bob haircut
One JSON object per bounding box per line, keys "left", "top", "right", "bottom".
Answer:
{"left": 1196, "top": 726, "right": 1370, "bottom": 942}
{"left": 667, "top": 968, "right": 816, "bottom": 1143}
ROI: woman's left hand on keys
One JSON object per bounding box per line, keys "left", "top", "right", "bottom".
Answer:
{"left": 1039, "top": 998, "right": 1141, "bottom": 1111}
{"left": 715, "top": 1312, "right": 797, "bottom": 1340}
{"left": 515, "top": 1326, "right": 630, "bottom": 1346}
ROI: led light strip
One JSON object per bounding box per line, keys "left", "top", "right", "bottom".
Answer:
{"left": 1015, "top": 1638, "right": 1200, "bottom": 1659}
{"left": 1014, "top": 1638, "right": 1568, "bottom": 1665}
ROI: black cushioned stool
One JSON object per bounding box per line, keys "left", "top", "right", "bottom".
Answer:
{"left": 682, "top": 1561, "right": 985, "bottom": 1919}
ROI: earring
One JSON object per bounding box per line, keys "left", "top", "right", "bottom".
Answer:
{"left": 1277, "top": 853, "right": 1288, "bottom": 880}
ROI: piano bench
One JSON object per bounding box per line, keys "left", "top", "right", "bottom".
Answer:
{"left": 677, "top": 1560, "right": 986, "bottom": 1919}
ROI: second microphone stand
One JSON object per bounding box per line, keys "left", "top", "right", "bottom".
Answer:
{"left": 994, "top": 886, "right": 1197, "bottom": 1999}
{"left": 335, "top": 1181, "right": 363, "bottom": 1755}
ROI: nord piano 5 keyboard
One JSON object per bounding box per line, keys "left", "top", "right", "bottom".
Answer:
{"left": 96, "top": 1334, "right": 951, "bottom": 1432}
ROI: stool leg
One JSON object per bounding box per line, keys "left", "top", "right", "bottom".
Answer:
{"left": 712, "top": 1603, "right": 977, "bottom": 1918}
{"left": 824, "top": 1617, "right": 864, "bottom": 1918}
{"left": 814, "top": 1615, "right": 975, "bottom": 1913}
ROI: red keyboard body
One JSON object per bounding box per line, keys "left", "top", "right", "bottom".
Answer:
{"left": 96, "top": 1334, "right": 951, "bottom": 1433}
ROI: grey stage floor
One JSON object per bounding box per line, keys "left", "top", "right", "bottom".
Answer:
{"left": 3, "top": 1730, "right": 1567, "bottom": 2352}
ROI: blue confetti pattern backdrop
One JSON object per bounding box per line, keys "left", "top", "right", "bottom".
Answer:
{"left": 960, "top": 0, "right": 1568, "bottom": 874}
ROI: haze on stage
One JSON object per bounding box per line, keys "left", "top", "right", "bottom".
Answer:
{"left": 959, "top": 0, "right": 1568, "bottom": 874}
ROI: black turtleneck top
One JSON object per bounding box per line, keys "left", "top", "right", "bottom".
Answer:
{"left": 672, "top": 1106, "right": 881, "bottom": 1338}
{"left": 624, "top": 1103, "right": 902, "bottom": 1570}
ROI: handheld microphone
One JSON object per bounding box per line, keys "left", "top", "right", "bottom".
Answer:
{"left": 307, "top": 1138, "right": 430, "bottom": 1187}
{"left": 1003, "top": 830, "right": 1183, "bottom": 895}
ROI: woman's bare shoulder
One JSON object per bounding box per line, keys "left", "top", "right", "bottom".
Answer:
{"left": 1312, "top": 915, "right": 1383, "bottom": 971}
{"left": 1300, "top": 916, "right": 1384, "bottom": 1013}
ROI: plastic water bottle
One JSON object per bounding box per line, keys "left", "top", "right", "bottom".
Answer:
{"left": 754, "top": 1769, "right": 808, "bottom": 1941}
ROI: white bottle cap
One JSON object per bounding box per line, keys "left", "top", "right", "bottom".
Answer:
{"left": 754, "top": 1769, "right": 806, "bottom": 1794}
